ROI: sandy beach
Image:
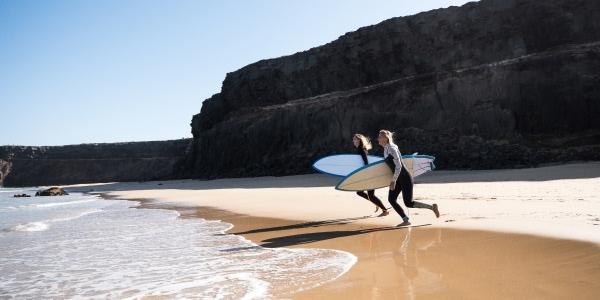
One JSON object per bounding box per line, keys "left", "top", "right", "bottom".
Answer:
{"left": 67, "top": 162, "right": 600, "bottom": 299}
{"left": 4, "top": 0, "right": 600, "bottom": 298}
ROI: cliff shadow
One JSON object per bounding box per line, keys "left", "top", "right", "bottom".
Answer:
{"left": 64, "top": 173, "right": 340, "bottom": 193}
{"left": 63, "top": 162, "right": 600, "bottom": 194}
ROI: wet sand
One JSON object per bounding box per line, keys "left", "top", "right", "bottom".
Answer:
{"left": 136, "top": 202, "right": 600, "bottom": 299}
{"left": 69, "top": 162, "right": 600, "bottom": 299}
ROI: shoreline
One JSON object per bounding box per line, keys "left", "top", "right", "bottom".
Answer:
{"left": 65, "top": 162, "right": 600, "bottom": 298}
{"left": 94, "top": 191, "right": 600, "bottom": 299}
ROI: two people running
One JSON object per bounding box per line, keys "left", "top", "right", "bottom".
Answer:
{"left": 353, "top": 130, "right": 440, "bottom": 226}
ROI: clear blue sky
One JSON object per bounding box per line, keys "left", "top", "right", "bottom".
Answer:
{"left": 0, "top": 0, "right": 473, "bottom": 146}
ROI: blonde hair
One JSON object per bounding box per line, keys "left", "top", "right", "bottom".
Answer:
{"left": 353, "top": 133, "right": 372, "bottom": 150}
{"left": 379, "top": 130, "right": 395, "bottom": 145}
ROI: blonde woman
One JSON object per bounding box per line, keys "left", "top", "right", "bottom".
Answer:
{"left": 377, "top": 130, "right": 439, "bottom": 226}
{"left": 353, "top": 133, "right": 389, "bottom": 216}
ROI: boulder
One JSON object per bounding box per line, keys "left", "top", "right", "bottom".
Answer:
{"left": 35, "top": 187, "right": 69, "bottom": 196}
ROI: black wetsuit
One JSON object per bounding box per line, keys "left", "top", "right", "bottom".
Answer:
{"left": 385, "top": 155, "right": 414, "bottom": 220}
{"left": 356, "top": 147, "right": 387, "bottom": 211}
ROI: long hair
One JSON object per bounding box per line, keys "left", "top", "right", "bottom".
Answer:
{"left": 379, "top": 130, "right": 395, "bottom": 145}
{"left": 354, "top": 133, "right": 372, "bottom": 150}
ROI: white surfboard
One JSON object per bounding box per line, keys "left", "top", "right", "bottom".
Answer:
{"left": 312, "top": 154, "right": 383, "bottom": 177}
{"left": 313, "top": 154, "right": 435, "bottom": 178}
{"left": 405, "top": 155, "right": 437, "bottom": 177}
{"left": 335, "top": 155, "right": 436, "bottom": 191}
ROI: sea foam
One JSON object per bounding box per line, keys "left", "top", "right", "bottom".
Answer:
{"left": 0, "top": 189, "right": 356, "bottom": 299}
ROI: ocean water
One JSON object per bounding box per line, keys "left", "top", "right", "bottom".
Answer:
{"left": 0, "top": 188, "right": 356, "bottom": 299}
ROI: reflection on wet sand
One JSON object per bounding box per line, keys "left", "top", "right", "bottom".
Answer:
{"left": 393, "top": 228, "right": 443, "bottom": 300}
{"left": 174, "top": 207, "right": 600, "bottom": 299}
{"left": 294, "top": 226, "right": 600, "bottom": 299}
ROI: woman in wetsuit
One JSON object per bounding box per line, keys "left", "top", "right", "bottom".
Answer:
{"left": 353, "top": 133, "right": 389, "bottom": 217}
{"left": 377, "top": 130, "right": 440, "bottom": 226}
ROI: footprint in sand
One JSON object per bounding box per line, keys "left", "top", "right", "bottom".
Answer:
{"left": 445, "top": 219, "right": 456, "bottom": 223}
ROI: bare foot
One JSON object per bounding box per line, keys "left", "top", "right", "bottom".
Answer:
{"left": 432, "top": 204, "right": 440, "bottom": 218}
{"left": 377, "top": 210, "right": 389, "bottom": 217}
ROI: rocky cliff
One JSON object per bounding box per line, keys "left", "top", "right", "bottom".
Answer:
{"left": 184, "top": 0, "right": 600, "bottom": 179}
{"left": 0, "top": 139, "right": 190, "bottom": 187}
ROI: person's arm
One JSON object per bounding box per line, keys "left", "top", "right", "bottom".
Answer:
{"left": 359, "top": 148, "right": 369, "bottom": 165}
{"left": 389, "top": 146, "right": 403, "bottom": 183}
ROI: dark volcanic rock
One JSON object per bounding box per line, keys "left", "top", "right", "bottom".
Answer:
{"left": 0, "top": 139, "right": 191, "bottom": 187}
{"left": 183, "top": 0, "right": 600, "bottom": 179}
{"left": 195, "top": 0, "right": 600, "bottom": 132}
{"left": 35, "top": 187, "right": 68, "bottom": 196}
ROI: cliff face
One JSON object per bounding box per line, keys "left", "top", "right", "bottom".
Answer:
{"left": 185, "top": 0, "right": 600, "bottom": 179}
{"left": 0, "top": 139, "right": 190, "bottom": 187}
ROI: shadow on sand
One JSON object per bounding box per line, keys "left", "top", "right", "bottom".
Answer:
{"left": 66, "top": 174, "right": 340, "bottom": 192}
{"left": 229, "top": 216, "right": 374, "bottom": 235}
{"left": 221, "top": 224, "right": 431, "bottom": 250}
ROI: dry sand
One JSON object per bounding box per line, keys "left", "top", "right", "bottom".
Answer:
{"left": 66, "top": 162, "right": 600, "bottom": 299}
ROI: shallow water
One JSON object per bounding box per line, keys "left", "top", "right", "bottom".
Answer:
{"left": 0, "top": 188, "right": 356, "bottom": 299}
